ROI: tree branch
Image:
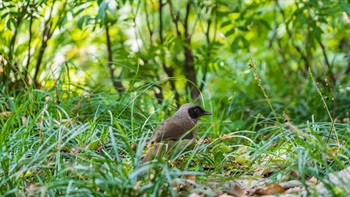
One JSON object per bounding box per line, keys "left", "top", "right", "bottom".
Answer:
{"left": 3, "top": 2, "right": 29, "bottom": 84}
{"left": 317, "top": 37, "right": 336, "bottom": 83}
{"left": 168, "top": 0, "right": 181, "bottom": 37}
{"left": 276, "top": 0, "right": 310, "bottom": 76}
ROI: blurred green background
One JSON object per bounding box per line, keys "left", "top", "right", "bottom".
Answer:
{"left": 1, "top": 0, "right": 349, "bottom": 128}
{"left": 1, "top": 0, "right": 350, "bottom": 196}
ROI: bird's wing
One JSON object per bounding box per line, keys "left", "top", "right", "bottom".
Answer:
{"left": 156, "top": 120, "right": 184, "bottom": 142}
{"left": 149, "top": 121, "right": 166, "bottom": 143}
{"left": 151, "top": 119, "right": 195, "bottom": 143}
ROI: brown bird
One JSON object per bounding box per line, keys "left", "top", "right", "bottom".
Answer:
{"left": 142, "top": 103, "right": 211, "bottom": 162}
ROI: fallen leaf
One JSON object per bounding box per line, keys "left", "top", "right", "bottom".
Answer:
{"left": 315, "top": 166, "right": 350, "bottom": 194}
{"left": 235, "top": 152, "right": 251, "bottom": 165}
{"left": 133, "top": 181, "right": 141, "bottom": 190}
{"left": 280, "top": 180, "right": 303, "bottom": 189}
{"left": 218, "top": 194, "right": 235, "bottom": 197}
{"left": 202, "top": 138, "right": 211, "bottom": 144}
{"left": 254, "top": 183, "right": 285, "bottom": 195}
{"left": 0, "top": 111, "right": 12, "bottom": 119}
{"left": 222, "top": 183, "right": 246, "bottom": 197}
{"left": 290, "top": 170, "right": 300, "bottom": 179}
{"left": 308, "top": 176, "right": 318, "bottom": 185}
{"left": 131, "top": 143, "right": 137, "bottom": 151}
{"left": 180, "top": 174, "right": 197, "bottom": 191}
{"left": 185, "top": 174, "right": 197, "bottom": 183}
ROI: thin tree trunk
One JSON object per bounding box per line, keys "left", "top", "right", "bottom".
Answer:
{"left": 159, "top": 0, "right": 179, "bottom": 103}
{"left": 33, "top": 24, "right": 51, "bottom": 85}
{"left": 183, "top": 1, "right": 199, "bottom": 100}
{"left": 105, "top": 23, "right": 125, "bottom": 94}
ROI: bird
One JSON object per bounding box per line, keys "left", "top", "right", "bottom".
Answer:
{"left": 142, "top": 103, "right": 211, "bottom": 163}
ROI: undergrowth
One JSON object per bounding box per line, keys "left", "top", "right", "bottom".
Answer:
{"left": 0, "top": 63, "right": 349, "bottom": 196}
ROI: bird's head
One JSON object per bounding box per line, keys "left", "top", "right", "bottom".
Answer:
{"left": 173, "top": 103, "right": 211, "bottom": 123}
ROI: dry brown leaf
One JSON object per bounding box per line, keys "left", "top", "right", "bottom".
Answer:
{"left": 281, "top": 170, "right": 300, "bottom": 181}
{"left": 210, "top": 180, "right": 248, "bottom": 197}
{"left": 21, "top": 116, "right": 28, "bottom": 126}
{"left": 221, "top": 183, "right": 246, "bottom": 197}
{"left": 0, "top": 111, "right": 12, "bottom": 119}
{"left": 261, "top": 166, "right": 278, "bottom": 177}
{"left": 133, "top": 181, "right": 141, "bottom": 190}
{"left": 180, "top": 174, "right": 197, "bottom": 191}
{"left": 202, "top": 138, "right": 211, "bottom": 144}
{"left": 26, "top": 183, "right": 40, "bottom": 195}
{"left": 70, "top": 147, "right": 80, "bottom": 156}
{"left": 290, "top": 170, "right": 300, "bottom": 179}
{"left": 218, "top": 194, "right": 235, "bottom": 197}
{"left": 254, "top": 183, "right": 285, "bottom": 195}
{"left": 326, "top": 147, "right": 340, "bottom": 162}
{"left": 308, "top": 176, "right": 318, "bottom": 185}
{"left": 131, "top": 142, "right": 137, "bottom": 151}
{"left": 185, "top": 174, "right": 197, "bottom": 183}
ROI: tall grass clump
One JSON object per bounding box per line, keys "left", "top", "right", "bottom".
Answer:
{"left": 0, "top": 83, "right": 221, "bottom": 196}
{"left": 246, "top": 59, "right": 350, "bottom": 195}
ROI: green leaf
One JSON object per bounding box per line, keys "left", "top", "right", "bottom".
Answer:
{"left": 1, "top": 12, "right": 9, "bottom": 19}
{"left": 245, "top": 16, "right": 253, "bottom": 26}
{"left": 217, "top": 10, "right": 231, "bottom": 17}
{"left": 73, "top": 7, "right": 86, "bottom": 17}
{"left": 258, "top": 19, "right": 271, "bottom": 30}
{"left": 231, "top": 36, "right": 240, "bottom": 52}
{"left": 313, "top": 26, "right": 323, "bottom": 40}
{"left": 237, "top": 25, "right": 249, "bottom": 31}
{"left": 97, "top": 1, "right": 108, "bottom": 19}
{"left": 221, "top": 20, "right": 232, "bottom": 28}
{"left": 240, "top": 36, "right": 249, "bottom": 48}
{"left": 225, "top": 28, "right": 235, "bottom": 37}
{"left": 5, "top": 18, "right": 16, "bottom": 30}
{"left": 77, "top": 15, "right": 91, "bottom": 30}
{"left": 339, "top": 1, "right": 350, "bottom": 14}
{"left": 318, "top": 17, "right": 327, "bottom": 23}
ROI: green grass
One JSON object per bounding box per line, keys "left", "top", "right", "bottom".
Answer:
{"left": 0, "top": 77, "right": 349, "bottom": 196}
{"left": 0, "top": 89, "right": 212, "bottom": 196}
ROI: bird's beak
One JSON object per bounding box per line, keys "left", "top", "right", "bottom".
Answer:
{"left": 203, "top": 111, "right": 212, "bottom": 115}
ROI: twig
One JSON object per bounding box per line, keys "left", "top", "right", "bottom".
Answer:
{"left": 249, "top": 58, "right": 280, "bottom": 125}
{"left": 308, "top": 67, "right": 338, "bottom": 144}
{"left": 320, "top": 65, "right": 337, "bottom": 144}
{"left": 317, "top": 38, "right": 336, "bottom": 84}
{"left": 50, "top": 65, "right": 60, "bottom": 105}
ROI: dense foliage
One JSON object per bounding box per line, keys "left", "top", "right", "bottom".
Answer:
{"left": 0, "top": 0, "right": 349, "bottom": 196}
